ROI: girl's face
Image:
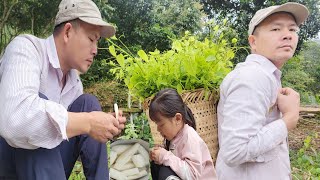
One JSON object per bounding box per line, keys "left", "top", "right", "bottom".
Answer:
{"left": 155, "top": 113, "right": 183, "bottom": 141}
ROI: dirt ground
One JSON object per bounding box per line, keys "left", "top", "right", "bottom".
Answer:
{"left": 288, "top": 108, "right": 320, "bottom": 151}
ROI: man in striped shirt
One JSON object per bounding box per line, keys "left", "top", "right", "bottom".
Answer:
{"left": 0, "top": 0, "right": 126, "bottom": 179}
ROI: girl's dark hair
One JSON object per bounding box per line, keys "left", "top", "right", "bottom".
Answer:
{"left": 149, "top": 88, "right": 196, "bottom": 130}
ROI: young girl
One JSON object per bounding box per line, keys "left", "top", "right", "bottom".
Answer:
{"left": 149, "top": 88, "right": 217, "bottom": 180}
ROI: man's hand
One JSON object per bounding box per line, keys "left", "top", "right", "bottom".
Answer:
{"left": 88, "top": 111, "right": 120, "bottom": 142}
{"left": 67, "top": 110, "right": 127, "bottom": 143}
{"left": 277, "top": 87, "right": 300, "bottom": 131}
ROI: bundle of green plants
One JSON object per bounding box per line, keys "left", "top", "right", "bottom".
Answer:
{"left": 108, "top": 23, "right": 237, "bottom": 100}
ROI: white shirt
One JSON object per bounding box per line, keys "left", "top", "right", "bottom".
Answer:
{"left": 216, "top": 54, "right": 291, "bottom": 180}
{"left": 0, "top": 35, "right": 83, "bottom": 149}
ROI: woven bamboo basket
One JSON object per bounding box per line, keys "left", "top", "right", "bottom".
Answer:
{"left": 143, "top": 88, "right": 219, "bottom": 163}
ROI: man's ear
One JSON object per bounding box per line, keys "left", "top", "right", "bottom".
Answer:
{"left": 62, "top": 23, "right": 73, "bottom": 43}
{"left": 248, "top": 35, "right": 256, "bottom": 52}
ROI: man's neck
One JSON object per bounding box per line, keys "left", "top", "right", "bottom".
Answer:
{"left": 54, "top": 34, "right": 70, "bottom": 79}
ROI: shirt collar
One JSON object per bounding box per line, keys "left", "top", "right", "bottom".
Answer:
{"left": 46, "top": 35, "right": 80, "bottom": 85}
{"left": 171, "top": 124, "right": 189, "bottom": 144}
{"left": 69, "top": 69, "right": 81, "bottom": 85}
{"left": 46, "top": 35, "right": 60, "bottom": 69}
{"left": 245, "top": 54, "right": 282, "bottom": 80}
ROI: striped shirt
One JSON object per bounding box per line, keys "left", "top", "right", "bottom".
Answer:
{"left": 0, "top": 35, "right": 83, "bottom": 149}
{"left": 216, "top": 54, "right": 291, "bottom": 180}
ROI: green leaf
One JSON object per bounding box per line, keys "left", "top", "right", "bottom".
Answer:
{"left": 223, "top": 19, "right": 227, "bottom": 25}
{"left": 206, "top": 55, "right": 216, "bottom": 62}
{"left": 116, "top": 54, "right": 125, "bottom": 67}
{"left": 137, "top": 50, "right": 149, "bottom": 61}
{"left": 109, "top": 45, "right": 117, "bottom": 57}
{"left": 232, "top": 38, "right": 238, "bottom": 44}
{"left": 176, "top": 84, "right": 183, "bottom": 94}
{"left": 172, "top": 41, "right": 182, "bottom": 51}
{"left": 110, "top": 36, "right": 118, "bottom": 40}
{"left": 214, "top": 25, "right": 219, "bottom": 31}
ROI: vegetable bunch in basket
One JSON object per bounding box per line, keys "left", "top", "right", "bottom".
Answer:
{"left": 108, "top": 28, "right": 237, "bottom": 100}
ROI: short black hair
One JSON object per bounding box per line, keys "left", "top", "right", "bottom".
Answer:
{"left": 53, "top": 19, "right": 80, "bottom": 36}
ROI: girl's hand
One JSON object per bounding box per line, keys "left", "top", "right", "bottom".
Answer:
{"left": 149, "top": 147, "right": 165, "bottom": 164}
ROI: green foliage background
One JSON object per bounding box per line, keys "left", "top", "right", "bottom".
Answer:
{"left": 1, "top": 0, "right": 320, "bottom": 179}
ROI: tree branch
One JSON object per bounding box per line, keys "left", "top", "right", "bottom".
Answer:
{"left": 0, "top": 0, "right": 18, "bottom": 32}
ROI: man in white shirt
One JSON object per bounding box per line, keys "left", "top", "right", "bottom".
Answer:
{"left": 216, "top": 2, "right": 309, "bottom": 180}
{"left": 0, "top": 0, "right": 126, "bottom": 179}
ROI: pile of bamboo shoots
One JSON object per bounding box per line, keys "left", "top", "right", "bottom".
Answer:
{"left": 110, "top": 142, "right": 149, "bottom": 180}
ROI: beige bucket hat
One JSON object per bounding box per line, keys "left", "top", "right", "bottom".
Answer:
{"left": 248, "top": 2, "right": 309, "bottom": 35}
{"left": 55, "top": 0, "right": 115, "bottom": 38}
